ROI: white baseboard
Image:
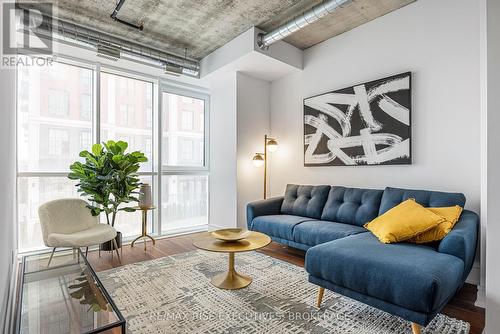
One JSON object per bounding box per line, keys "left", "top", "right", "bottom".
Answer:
{"left": 463, "top": 260, "right": 485, "bottom": 308}
{"left": 466, "top": 261, "right": 481, "bottom": 286}
{"left": 3, "top": 250, "right": 19, "bottom": 333}
{"left": 475, "top": 284, "right": 486, "bottom": 308}
{"left": 208, "top": 223, "right": 236, "bottom": 230}
{"left": 155, "top": 224, "right": 208, "bottom": 238}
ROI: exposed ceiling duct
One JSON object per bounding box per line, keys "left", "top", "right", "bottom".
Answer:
{"left": 16, "top": 7, "right": 200, "bottom": 77}
{"left": 257, "top": 0, "right": 352, "bottom": 49}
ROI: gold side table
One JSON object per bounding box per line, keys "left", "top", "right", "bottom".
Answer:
{"left": 192, "top": 231, "right": 271, "bottom": 290}
{"left": 130, "top": 206, "right": 156, "bottom": 251}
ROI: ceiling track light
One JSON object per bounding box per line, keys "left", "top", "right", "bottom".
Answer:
{"left": 97, "top": 44, "right": 121, "bottom": 61}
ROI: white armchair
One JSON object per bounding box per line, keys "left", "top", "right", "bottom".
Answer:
{"left": 38, "top": 198, "right": 120, "bottom": 265}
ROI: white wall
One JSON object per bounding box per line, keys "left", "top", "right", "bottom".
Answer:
{"left": 208, "top": 71, "right": 271, "bottom": 229}
{"left": 0, "top": 67, "right": 16, "bottom": 334}
{"left": 200, "top": 27, "right": 302, "bottom": 79}
{"left": 209, "top": 72, "right": 238, "bottom": 229}
{"left": 483, "top": 0, "right": 500, "bottom": 332}
{"left": 236, "top": 73, "right": 270, "bottom": 227}
{"left": 269, "top": 0, "right": 481, "bottom": 215}
{"left": 0, "top": 1, "right": 18, "bottom": 330}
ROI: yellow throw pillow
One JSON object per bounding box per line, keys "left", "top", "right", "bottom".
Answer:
{"left": 409, "top": 205, "right": 463, "bottom": 243}
{"left": 364, "top": 199, "right": 445, "bottom": 244}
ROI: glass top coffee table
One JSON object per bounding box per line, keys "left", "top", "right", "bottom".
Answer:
{"left": 17, "top": 249, "right": 125, "bottom": 334}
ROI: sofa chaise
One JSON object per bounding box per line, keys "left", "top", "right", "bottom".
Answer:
{"left": 247, "top": 184, "right": 478, "bottom": 334}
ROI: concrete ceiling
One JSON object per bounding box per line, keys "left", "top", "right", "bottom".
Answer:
{"left": 20, "top": 0, "right": 415, "bottom": 60}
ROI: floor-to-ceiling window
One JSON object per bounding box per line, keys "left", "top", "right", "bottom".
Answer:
{"left": 99, "top": 71, "right": 155, "bottom": 238}
{"left": 17, "top": 58, "right": 209, "bottom": 253}
{"left": 17, "top": 61, "right": 93, "bottom": 252}
{"left": 161, "top": 90, "right": 209, "bottom": 233}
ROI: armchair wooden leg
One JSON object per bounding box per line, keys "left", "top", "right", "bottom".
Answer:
{"left": 47, "top": 247, "right": 56, "bottom": 267}
{"left": 112, "top": 239, "right": 121, "bottom": 263}
{"left": 411, "top": 323, "right": 421, "bottom": 334}
{"left": 316, "top": 287, "right": 325, "bottom": 308}
{"left": 85, "top": 247, "right": 88, "bottom": 258}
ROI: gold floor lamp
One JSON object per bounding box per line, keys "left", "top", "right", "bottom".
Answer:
{"left": 252, "top": 135, "right": 278, "bottom": 199}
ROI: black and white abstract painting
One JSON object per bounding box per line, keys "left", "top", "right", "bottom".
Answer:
{"left": 304, "top": 72, "right": 411, "bottom": 166}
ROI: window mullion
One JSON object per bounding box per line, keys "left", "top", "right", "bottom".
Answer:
{"left": 95, "top": 63, "right": 101, "bottom": 145}
{"left": 156, "top": 81, "right": 162, "bottom": 236}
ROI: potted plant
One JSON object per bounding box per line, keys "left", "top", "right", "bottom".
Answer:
{"left": 68, "top": 140, "right": 148, "bottom": 252}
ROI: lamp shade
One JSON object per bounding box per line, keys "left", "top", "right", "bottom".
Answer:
{"left": 252, "top": 153, "right": 265, "bottom": 167}
{"left": 266, "top": 138, "right": 278, "bottom": 152}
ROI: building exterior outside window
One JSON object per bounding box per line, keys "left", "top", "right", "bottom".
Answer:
{"left": 181, "top": 110, "right": 194, "bottom": 130}
{"left": 80, "top": 94, "right": 92, "bottom": 120}
{"left": 80, "top": 69, "right": 92, "bottom": 88}
{"left": 80, "top": 130, "right": 92, "bottom": 151}
{"left": 48, "top": 89, "right": 69, "bottom": 116}
{"left": 48, "top": 128, "right": 69, "bottom": 156}
{"left": 180, "top": 138, "right": 194, "bottom": 161}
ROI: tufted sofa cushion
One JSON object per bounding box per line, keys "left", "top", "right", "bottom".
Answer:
{"left": 320, "top": 187, "right": 383, "bottom": 227}
{"left": 281, "top": 184, "right": 330, "bottom": 219}
{"left": 379, "top": 187, "right": 466, "bottom": 215}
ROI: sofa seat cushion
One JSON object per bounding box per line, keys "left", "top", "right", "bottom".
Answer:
{"left": 293, "top": 220, "right": 367, "bottom": 246}
{"left": 250, "top": 215, "right": 315, "bottom": 240}
{"left": 305, "top": 233, "right": 464, "bottom": 314}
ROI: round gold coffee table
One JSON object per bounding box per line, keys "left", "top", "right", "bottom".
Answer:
{"left": 192, "top": 231, "right": 271, "bottom": 290}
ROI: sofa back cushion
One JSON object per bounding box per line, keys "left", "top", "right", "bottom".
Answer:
{"left": 321, "top": 187, "right": 383, "bottom": 226}
{"left": 281, "top": 184, "right": 330, "bottom": 219}
{"left": 379, "top": 187, "right": 466, "bottom": 215}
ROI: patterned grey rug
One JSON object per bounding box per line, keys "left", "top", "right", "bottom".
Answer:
{"left": 98, "top": 250, "right": 469, "bottom": 334}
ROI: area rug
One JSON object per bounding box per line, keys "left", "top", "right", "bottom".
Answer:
{"left": 98, "top": 250, "right": 470, "bottom": 334}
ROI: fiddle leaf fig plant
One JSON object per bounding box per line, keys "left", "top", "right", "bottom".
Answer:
{"left": 68, "top": 140, "right": 148, "bottom": 227}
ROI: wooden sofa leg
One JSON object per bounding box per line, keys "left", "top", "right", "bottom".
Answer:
{"left": 316, "top": 287, "right": 325, "bottom": 308}
{"left": 411, "top": 323, "right": 421, "bottom": 334}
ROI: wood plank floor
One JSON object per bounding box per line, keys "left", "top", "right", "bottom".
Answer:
{"left": 88, "top": 232, "right": 485, "bottom": 334}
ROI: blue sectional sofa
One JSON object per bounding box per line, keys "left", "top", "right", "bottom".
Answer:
{"left": 247, "top": 184, "right": 479, "bottom": 333}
